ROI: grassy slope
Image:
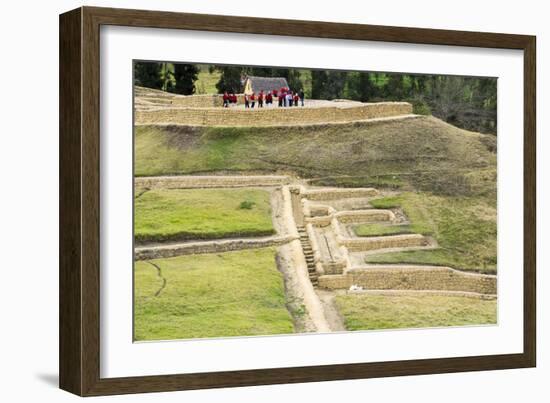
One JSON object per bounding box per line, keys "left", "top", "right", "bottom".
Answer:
{"left": 135, "top": 116, "right": 496, "bottom": 272}
{"left": 134, "top": 116, "right": 496, "bottom": 197}
{"left": 135, "top": 188, "right": 274, "bottom": 243}
{"left": 194, "top": 69, "right": 222, "bottom": 94}
{"left": 362, "top": 193, "right": 497, "bottom": 273}
{"left": 335, "top": 293, "right": 497, "bottom": 331}
{"left": 354, "top": 223, "right": 414, "bottom": 237}
{"left": 134, "top": 248, "right": 294, "bottom": 341}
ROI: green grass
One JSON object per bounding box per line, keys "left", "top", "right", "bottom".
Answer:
{"left": 309, "top": 174, "right": 404, "bottom": 189}
{"left": 134, "top": 248, "right": 294, "bottom": 341}
{"left": 195, "top": 68, "right": 222, "bottom": 94}
{"left": 335, "top": 293, "right": 497, "bottom": 331}
{"left": 363, "top": 192, "right": 497, "bottom": 273}
{"left": 134, "top": 117, "right": 496, "bottom": 197}
{"left": 135, "top": 188, "right": 275, "bottom": 243}
{"left": 354, "top": 223, "right": 414, "bottom": 237}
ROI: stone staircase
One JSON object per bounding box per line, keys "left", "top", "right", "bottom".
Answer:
{"left": 297, "top": 226, "right": 318, "bottom": 286}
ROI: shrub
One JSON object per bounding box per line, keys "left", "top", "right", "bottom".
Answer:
{"left": 239, "top": 200, "right": 256, "bottom": 209}
{"left": 411, "top": 99, "right": 432, "bottom": 115}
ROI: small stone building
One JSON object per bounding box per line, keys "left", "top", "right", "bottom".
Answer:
{"left": 243, "top": 76, "right": 289, "bottom": 95}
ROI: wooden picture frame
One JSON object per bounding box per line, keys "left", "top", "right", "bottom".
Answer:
{"left": 59, "top": 6, "right": 536, "bottom": 396}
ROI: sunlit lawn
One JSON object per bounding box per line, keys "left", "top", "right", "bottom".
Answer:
{"left": 335, "top": 293, "right": 497, "bottom": 331}
{"left": 134, "top": 248, "right": 294, "bottom": 341}
{"left": 135, "top": 188, "right": 274, "bottom": 243}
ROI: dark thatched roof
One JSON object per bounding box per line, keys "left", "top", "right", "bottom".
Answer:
{"left": 245, "top": 76, "right": 289, "bottom": 93}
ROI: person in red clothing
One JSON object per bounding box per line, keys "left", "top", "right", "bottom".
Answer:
{"left": 266, "top": 91, "right": 273, "bottom": 106}
{"left": 258, "top": 91, "right": 264, "bottom": 108}
{"left": 250, "top": 92, "right": 256, "bottom": 108}
{"left": 223, "top": 92, "right": 229, "bottom": 108}
{"left": 279, "top": 87, "right": 286, "bottom": 107}
{"left": 293, "top": 92, "right": 299, "bottom": 106}
{"left": 272, "top": 89, "right": 278, "bottom": 98}
{"left": 244, "top": 93, "right": 250, "bottom": 108}
{"left": 230, "top": 93, "right": 237, "bottom": 105}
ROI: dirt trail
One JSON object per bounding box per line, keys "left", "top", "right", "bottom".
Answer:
{"left": 315, "top": 290, "right": 346, "bottom": 332}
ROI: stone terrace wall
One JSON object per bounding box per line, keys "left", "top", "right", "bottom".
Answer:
{"left": 135, "top": 235, "right": 295, "bottom": 260}
{"left": 135, "top": 175, "right": 290, "bottom": 189}
{"left": 318, "top": 266, "right": 497, "bottom": 294}
{"left": 340, "top": 233, "right": 429, "bottom": 252}
{"left": 335, "top": 210, "right": 395, "bottom": 223}
{"left": 135, "top": 88, "right": 246, "bottom": 108}
{"left": 135, "top": 102, "right": 413, "bottom": 127}
{"left": 170, "top": 94, "right": 246, "bottom": 108}
{"left": 303, "top": 188, "right": 379, "bottom": 201}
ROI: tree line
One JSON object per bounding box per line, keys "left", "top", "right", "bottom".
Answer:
{"left": 134, "top": 62, "right": 497, "bottom": 134}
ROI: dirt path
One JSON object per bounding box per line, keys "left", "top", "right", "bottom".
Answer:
{"left": 315, "top": 290, "right": 346, "bottom": 332}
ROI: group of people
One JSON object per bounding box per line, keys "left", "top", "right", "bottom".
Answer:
{"left": 222, "top": 88, "right": 305, "bottom": 108}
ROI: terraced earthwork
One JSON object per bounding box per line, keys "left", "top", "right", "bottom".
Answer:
{"left": 134, "top": 175, "right": 496, "bottom": 339}
{"left": 133, "top": 83, "right": 497, "bottom": 341}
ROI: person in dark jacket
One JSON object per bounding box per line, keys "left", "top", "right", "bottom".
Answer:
{"left": 223, "top": 92, "right": 229, "bottom": 108}
{"left": 299, "top": 89, "right": 305, "bottom": 106}
{"left": 258, "top": 91, "right": 264, "bottom": 108}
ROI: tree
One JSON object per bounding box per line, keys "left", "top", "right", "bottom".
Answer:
{"left": 216, "top": 66, "right": 243, "bottom": 93}
{"left": 134, "top": 61, "right": 163, "bottom": 90}
{"left": 159, "top": 63, "right": 175, "bottom": 92}
{"left": 311, "top": 70, "right": 347, "bottom": 99}
{"left": 357, "top": 72, "right": 376, "bottom": 102}
{"left": 277, "top": 69, "right": 303, "bottom": 92}
{"left": 311, "top": 70, "right": 327, "bottom": 99}
{"left": 172, "top": 63, "right": 199, "bottom": 95}
{"left": 384, "top": 74, "right": 406, "bottom": 100}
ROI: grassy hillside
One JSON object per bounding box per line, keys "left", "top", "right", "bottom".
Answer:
{"left": 362, "top": 193, "right": 497, "bottom": 273}
{"left": 135, "top": 116, "right": 496, "bottom": 197}
{"left": 135, "top": 188, "right": 274, "bottom": 243}
{"left": 195, "top": 68, "right": 222, "bottom": 94}
{"left": 134, "top": 248, "right": 294, "bottom": 341}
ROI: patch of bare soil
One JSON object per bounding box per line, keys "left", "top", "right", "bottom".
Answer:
{"left": 315, "top": 289, "right": 346, "bottom": 332}
{"left": 275, "top": 245, "right": 318, "bottom": 333}
{"left": 164, "top": 125, "right": 202, "bottom": 150}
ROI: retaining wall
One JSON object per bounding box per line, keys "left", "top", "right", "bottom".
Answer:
{"left": 340, "top": 233, "right": 429, "bottom": 252}
{"left": 318, "top": 265, "right": 497, "bottom": 294}
{"left": 170, "top": 94, "right": 246, "bottom": 108}
{"left": 303, "top": 188, "right": 379, "bottom": 201}
{"left": 335, "top": 209, "right": 395, "bottom": 223}
{"left": 135, "top": 175, "right": 290, "bottom": 189}
{"left": 136, "top": 91, "right": 247, "bottom": 108}
{"left": 135, "top": 235, "right": 295, "bottom": 260}
{"left": 135, "top": 102, "right": 413, "bottom": 127}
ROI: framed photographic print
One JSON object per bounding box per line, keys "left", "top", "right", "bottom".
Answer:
{"left": 59, "top": 6, "right": 536, "bottom": 396}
